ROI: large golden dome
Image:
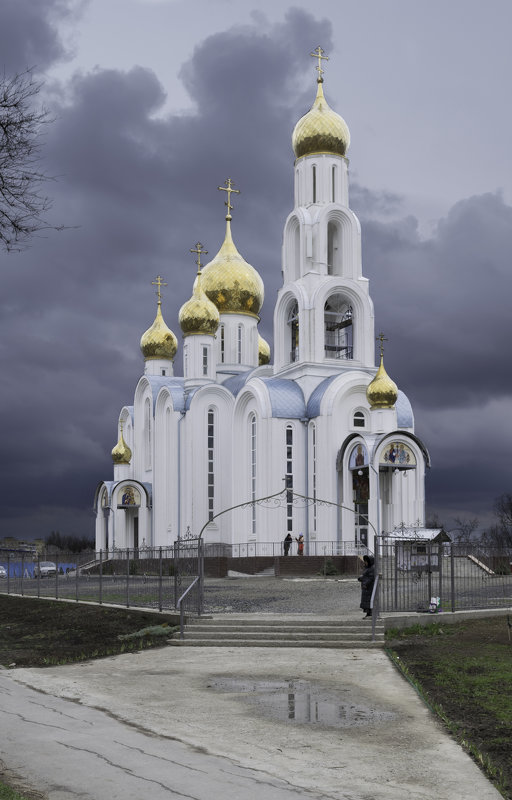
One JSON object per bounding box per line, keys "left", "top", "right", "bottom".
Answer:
{"left": 179, "top": 269, "right": 220, "bottom": 336}
{"left": 366, "top": 356, "right": 398, "bottom": 410}
{"left": 201, "top": 219, "right": 264, "bottom": 318}
{"left": 140, "top": 303, "right": 178, "bottom": 360}
{"left": 112, "top": 423, "right": 132, "bottom": 465}
{"left": 292, "top": 80, "right": 350, "bottom": 160}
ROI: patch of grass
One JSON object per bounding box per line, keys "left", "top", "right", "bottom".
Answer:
{"left": 0, "top": 595, "right": 179, "bottom": 668}
{"left": 387, "top": 616, "right": 512, "bottom": 799}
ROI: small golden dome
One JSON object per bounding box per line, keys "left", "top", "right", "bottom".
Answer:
{"left": 366, "top": 355, "right": 398, "bottom": 410}
{"left": 179, "top": 269, "right": 220, "bottom": 336}
{"left": 258, "top": 334, "right": 271, "bottom": 365}
{"left": 140, "top": 303, "right": 178, "bottom": 360}
{"left": 201, "top": 219, "right": 264, "bottom": 317}
{"left": 111, "top": 424, "right": 132, "bottom": 465}
{"left": 292, "top": 80, "right": 350, "bottom": 160}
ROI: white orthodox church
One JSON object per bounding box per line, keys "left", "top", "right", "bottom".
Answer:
{"left": 94, "top": 50, "right": 430, "bottom": 555}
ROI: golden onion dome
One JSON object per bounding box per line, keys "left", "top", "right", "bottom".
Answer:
{"left": 292, "top": 79, "right": 350, "bottom": 160}
{"left": 140, "top": 302, "right": 178, "bottom": 361}
{"left": 201, "top": 219, "right": 264, "bottom": 318}
{"left": 179, "top": 268, "right": 220, "bottom": 336}
{"left": 111, "top": 423, "right": 132, "bottom": 465}
{"left": 366, "top": 355, "right": 398, "bottom": 410}
{"left": 258, "top": 334, "right": 271, "bottom": 365}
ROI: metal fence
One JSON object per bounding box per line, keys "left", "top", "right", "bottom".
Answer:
{"left": 201, "top": 540, "right": 370, "bottom": 558}
{"left": 0, "top": 548, "right": 182, "bottom": 612}
{"left": 377, "top": 540, "right": 512, "bottom": 613}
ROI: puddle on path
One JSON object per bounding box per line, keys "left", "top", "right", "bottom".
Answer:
{"left": 209, "top": 678, "right": 396, "bottom": 729}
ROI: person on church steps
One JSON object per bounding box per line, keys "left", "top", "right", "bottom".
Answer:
{"left": 283, "top": 533, "right": 293, "bottom": 555}
{"left": 295, "top": 534, "right": 304, "bottom": 555}
{"left": 358, "top": 555, "right": 375, "bottom": 617}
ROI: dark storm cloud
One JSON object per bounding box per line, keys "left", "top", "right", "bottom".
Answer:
{"left": 0, "top": 0, "right": 84, "bottom": 74}
{"left": 0, "top": 7, "right": 332, "bottom": 538}
{"left": 362, "top": 191, "right": 512, "bottom": 410}
{"left": 1, "top": 4, "right": 510, "bottom": 540}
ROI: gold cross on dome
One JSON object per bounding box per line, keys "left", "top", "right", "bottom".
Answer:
{"left": 152, "top": 275, "right": 167, "bottom": 304}
{"left": 218, "top": 177, "right": 240, "bottom": 220}
{"left": 310, "top": 46, "right": 329, "bottom": 81}
{"left": 376, "top": 332, "right": 388, "bottom": 357}
{"left": 190, "top": 241, "right": 208, "bottom": 272}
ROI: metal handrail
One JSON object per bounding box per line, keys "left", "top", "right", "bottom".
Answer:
{"left": 178, "top": 576, "right": 200, "bottom": 639}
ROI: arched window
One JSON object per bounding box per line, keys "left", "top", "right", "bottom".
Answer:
{"left": 287, "top": 302, "right": 299, "bottom": 362}
{"left": 250, "top": 413, "right": 256, "bottom": 537}
{"left": 144, "top": 398, "right": 151, "bottom": 470}
{"left": 324, "top": 295, "right": 353, "bottom": 360}
{"left": 207, "top": 409, "right": 215, "bottom": 520}
{"left": 327, "top": 221, "right": 340, "bottom": 275}
{"left": 286, "top": 425, "right": 293, "bottom": 532}
{"left": 353, "top": 411, "right": 365, "bottom": 428}
{"left": 312, "top": 165, "right": 317, "bottom": 203}
{"left": 331, "top": 165, "right": 336, "bottom": 203}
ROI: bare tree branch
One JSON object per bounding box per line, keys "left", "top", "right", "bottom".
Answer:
{"left": 0, "top": 67, "right": 59, "bottom": 251}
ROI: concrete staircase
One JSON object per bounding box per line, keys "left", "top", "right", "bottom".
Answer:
{"left": 169, "top": 615, "right": 384, "bottom": 648}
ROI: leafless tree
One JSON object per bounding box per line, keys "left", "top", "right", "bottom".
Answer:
{"left": 0, "top": 68, "right": 58, "bottom": 251}
{"left": 450, "top": 516, "right": 480, "bottom": 542}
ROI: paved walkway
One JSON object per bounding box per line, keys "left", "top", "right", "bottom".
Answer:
{"left": 2, "top": 633, "right": 502, "bottom": 800}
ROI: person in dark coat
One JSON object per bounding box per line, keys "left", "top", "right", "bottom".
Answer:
{"left": 357, "top": 554, "right": 375, "bottom": 617}
{"left": 283, "top": 533, "right": 293, "bottom": 555}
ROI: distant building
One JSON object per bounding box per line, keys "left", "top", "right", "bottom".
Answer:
{"left": 94, "top": 50, "right": 429, "bottom": 554}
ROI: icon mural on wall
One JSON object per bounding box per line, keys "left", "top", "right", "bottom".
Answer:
{"left": 119, "top": 486, "right": 141, "bottom": 507}
{"left": 349, "top": 443, "right": 369, "bottom": 470}
{"left": 380, "top": 442, "right": 416, "bottom": 467}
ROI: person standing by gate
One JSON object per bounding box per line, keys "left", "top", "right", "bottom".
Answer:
{"left": 357, "top": 554, "right": 375, "bottom": 617}
{"left": 283, "top": 533, "right": 293, "bottom": 555}
{"left": 295, "top": 534, "right": 304, "bottom": 555}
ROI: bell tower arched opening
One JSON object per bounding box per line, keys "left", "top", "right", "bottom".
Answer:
{"left": 324, "top": 294, "right": 353, "bottom": 360}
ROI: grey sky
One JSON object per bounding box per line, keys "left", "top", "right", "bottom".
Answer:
{"left": 1, "top": 0, "right": 511, "bottom": 539}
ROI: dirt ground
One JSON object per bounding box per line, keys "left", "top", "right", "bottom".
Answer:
{"left": 388, "top": 616, "right": 512, "bottom": 798}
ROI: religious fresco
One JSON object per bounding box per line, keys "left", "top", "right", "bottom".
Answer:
{"left": 349, "top": 443, "right": 368, "bottom": 470}
{"left": 380, "top": 442, "right": 416, "bottom": 467}
{"left": 118, "top": 486, "right": 141, "bottom": 507}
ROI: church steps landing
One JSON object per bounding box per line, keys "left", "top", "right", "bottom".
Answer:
{"left": 171, "top": 616, "right": 384, "bottom": 648}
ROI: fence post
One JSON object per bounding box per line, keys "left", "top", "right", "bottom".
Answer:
{"left": 427, "top": 545, "right": 432, "bottom": 603}
{"left": 438, "top": 543, "right": 443, "bottom": 608}
{"left": 198, "top": 538, "right": 204, "bottom": 616}
{"left": 6, "top": 554, "right": 10, "bottom": 595}
{"left": 21, "top": 553, "right": 24, "bottom": 597}
{"left": 75, "top": 553, "right": 79, "bottom": 602}
{"left": 158, "top": 547, "right": 163, "bottom": 612}
{"left": 450, "top": 544, "right": 455, "bottom": 612}
{"left": 174, "top": 539, "right": 179, "bottom": 609}
{"left": 126, "top": 548, "right": 130, "bottom": 608}
{"left": 99, "top": 549, "right": 103, "bottom": 605}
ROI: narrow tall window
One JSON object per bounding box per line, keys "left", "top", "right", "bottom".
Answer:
{"left": 220, "top": 325, "right": 225, "bottom": 363}
{"left": 327, "top": 221, "right": 339, "bottom": 275}
{"left": 202, "top": 346, "right": 208, "bottom": 376}
{"left": 324, "top": 295, "right": 353, "bottom": 359}
{"left": 207, "top": 410, "right": 215, "bottom": 521}
{"left": 250, "top": 413, "right": 257, "bottom": 538}
{"left": 312, "top": 165, "right": 317, "bottom": 203}
{"left": 288, "top": 302, "right": 299, "bottom": 362}
{"left": 332, "top": 166, "right": 336, "bottom": 202}
{"left": 286, "top": 426, "right": 293, "bottom": 532}
{"left": 237, "top": 324, "right": 243, "bottom": 364}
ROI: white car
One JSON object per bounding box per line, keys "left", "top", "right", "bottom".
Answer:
{"left": 0, "top": 565, "right": 6, "bottom": 579}
{"left": 34, "top": 561, "right": 57, "bottom": 578}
